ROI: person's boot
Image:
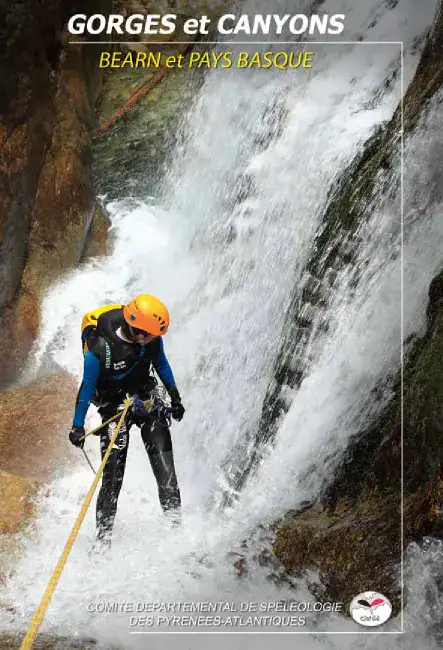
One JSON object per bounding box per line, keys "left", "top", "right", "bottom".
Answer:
{"left": 164, "top": 506, "right": 181, "bottom": 528}
{"left": 88, "top": 533, "right": 112, "bottom": 557}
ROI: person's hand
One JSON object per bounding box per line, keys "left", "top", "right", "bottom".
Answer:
{"left": 166, "top": 387, "right": 185, "bottom": 422}
{"left": 170, "top": 400, "right": 185, "bottom": 422}
{"left": 132, "top": 394, "right": 149, "bottom": 418}
{"left": 69, "top": 425, "right": 85, "bottom": 449}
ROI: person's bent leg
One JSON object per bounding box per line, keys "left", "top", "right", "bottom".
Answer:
{"left": 96, "top": 407, "right": 130, "bottom": 544}
{"left": 141, "top": 418, "right": 181, "bottom": 514}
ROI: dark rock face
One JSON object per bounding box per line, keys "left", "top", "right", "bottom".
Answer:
{"left": 274, "top": 272, "right": 443, "bottom": 612}
{"left": 242, "top": 3, "right": 443, "bottom": 487}
{"left": 273, "top": 1, "right": 443, "bottom": 611}
{"left": 0, "top": 1, "right": 59, "bottom": 312}
{"left": 0, "top": 0, "right": 111, "bottom": 387}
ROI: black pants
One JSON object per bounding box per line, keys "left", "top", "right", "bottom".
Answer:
{"left": 96, "top": 402, "right": 181, "bottom": 541}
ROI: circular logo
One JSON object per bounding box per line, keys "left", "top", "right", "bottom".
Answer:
{"left": 350, "top": 591, "right": 392, "bottom": 627}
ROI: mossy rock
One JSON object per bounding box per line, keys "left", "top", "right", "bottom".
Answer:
{"left": 92, "top": 66, "right": 199, "bottom": 198}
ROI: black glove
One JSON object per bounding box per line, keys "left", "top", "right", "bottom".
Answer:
{"left": 171, "top": 401, "right": 185, "bottom": 421}
{"left": 69, "top": 425, "right": 85, "bottom": 449}
{"left": 168, "top": 388, "right": 185, "bottom": 422}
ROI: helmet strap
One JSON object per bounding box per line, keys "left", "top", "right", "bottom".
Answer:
{"left": 121, "top": 321, "right": 135, "bottom": 342}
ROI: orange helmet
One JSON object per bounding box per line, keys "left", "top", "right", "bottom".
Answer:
{"left": 123, "top": 294, "right": 170, "bottom": 336}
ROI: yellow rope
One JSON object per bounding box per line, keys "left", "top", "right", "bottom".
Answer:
{"left": 79, "top": 409, "right": 124, "bottom": 441}
{"left": 19, "top": 399, "right": 132, "bottom": 650}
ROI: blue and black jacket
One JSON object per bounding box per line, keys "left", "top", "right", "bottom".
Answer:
{"left": 73, "top": 308, "right": 178, "bottom": 428}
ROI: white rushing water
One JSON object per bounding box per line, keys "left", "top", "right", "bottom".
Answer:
{"left": 2, "top": 0, "right": 443, "bottom": 648}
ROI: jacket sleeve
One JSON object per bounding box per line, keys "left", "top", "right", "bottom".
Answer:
{"left": 73, "top": 350, "right": 100, "bottom": 427}
{"left": 151, "top": 338, "right": 177, "bottom": 393}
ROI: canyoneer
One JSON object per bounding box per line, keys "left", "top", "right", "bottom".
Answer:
{"left": 68, "top": 294, "right": 185, "bottom": 551}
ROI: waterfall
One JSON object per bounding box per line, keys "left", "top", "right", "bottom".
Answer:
{"left": 2, "top": 0, "right": 442, "bottom": 647}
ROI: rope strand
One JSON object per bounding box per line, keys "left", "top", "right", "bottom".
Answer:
{"left": 18, "top": 399, "right": 133, "bottom": 650}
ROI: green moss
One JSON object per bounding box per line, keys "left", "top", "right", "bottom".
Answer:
{"left": 92, "top": 66, "right": 199, "bottom": 199}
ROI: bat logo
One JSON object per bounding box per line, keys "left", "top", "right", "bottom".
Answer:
{"left": 357, "top": 597, "right": 385, "bottom": 608}
{"left": 350, "top": 592, "right": 392, "bottom": 627}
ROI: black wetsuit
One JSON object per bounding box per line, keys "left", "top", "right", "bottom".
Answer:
{"left": 73, "top": 308, "right": 181, "bottom": 542}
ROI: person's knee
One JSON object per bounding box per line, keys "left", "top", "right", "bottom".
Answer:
{"left": 141, "top": 422, "right": 172, "bottom": 453}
